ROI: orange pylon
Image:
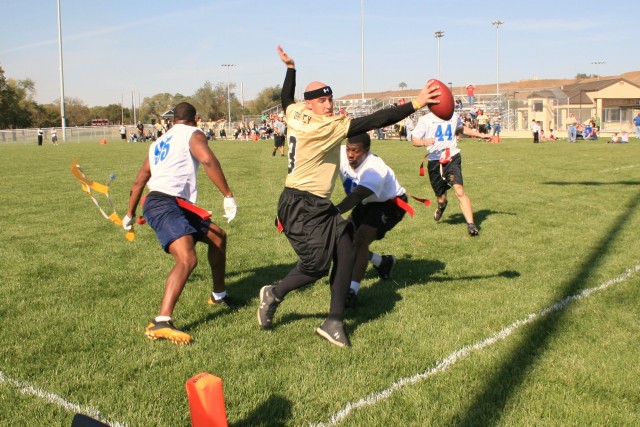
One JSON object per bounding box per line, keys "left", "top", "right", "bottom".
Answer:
{"left": 185, "top": 373, "right": 228, "bottom": 427}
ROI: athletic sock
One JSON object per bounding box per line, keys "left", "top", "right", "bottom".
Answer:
{"left": 155, "top": 315, "right": 172, "bottom": 323}
{"left": 370, "top": 253, "right": 382, "bottom": 267}
{"left": 350, "top": 281, "right": 360, "bottom": 293}
{"left": 212, "top": 290, "right": 227, "bottom": 301}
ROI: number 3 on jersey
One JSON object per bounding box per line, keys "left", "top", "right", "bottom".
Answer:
{"left": 434, "top": 124, "right": 453, "bottom": 141}
{"left": 287, "top": 136, "right": 297, "bottom": 174}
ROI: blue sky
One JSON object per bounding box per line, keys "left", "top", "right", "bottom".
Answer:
{"left": 1, "top": 0, "right": 637, "bottom": 107}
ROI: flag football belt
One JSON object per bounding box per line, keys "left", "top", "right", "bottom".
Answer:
{"left": 71, "top": 160, "right": 135, "bottom": 241}
{"left": 176, "top": 197, "right": 212, "bottom": 220}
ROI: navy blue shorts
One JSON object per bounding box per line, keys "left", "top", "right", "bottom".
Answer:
{"left": 143, "top": 192, "right": 211, "bottom": 252}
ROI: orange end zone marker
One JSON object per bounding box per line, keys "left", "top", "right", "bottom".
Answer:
{"left": 186, "top": 373, "right": 228, "bottom": 427}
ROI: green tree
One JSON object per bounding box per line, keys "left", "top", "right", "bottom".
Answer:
{"left": 139, "top": 92, "right": 187, "bottom": 123}
{"left": 398, "top": 82, "right": 408, "bottom": 90}
{"left": 0, "top": 67, "right": 39, "bottom": 128}
{"left": 248, "top": 85, "right": 281, "bottom": 115}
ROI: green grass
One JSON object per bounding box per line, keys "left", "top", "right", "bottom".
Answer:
{"left": 1, "top": 137, "right": 639, "bottom": 426}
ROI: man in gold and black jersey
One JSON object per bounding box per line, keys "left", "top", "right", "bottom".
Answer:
{"left": 257, "top": 45, "right": 441, "bottom": 347}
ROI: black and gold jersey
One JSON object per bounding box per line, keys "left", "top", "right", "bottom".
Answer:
{"left": 284, "top": 102, "right": 350, "bottom": 198}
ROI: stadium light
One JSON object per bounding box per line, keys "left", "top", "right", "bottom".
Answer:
{"left": 434, "top": 30, "right": 445, "bottom": 79}
{"left": 56, "top": 0, "right": 67, "bottom": 142}
{"left": 361, "top": 0, "right": 365, "bottom": 103}
{"left": 221, "top": 64, "right": 236, "bottom": 132}
{"left": 492, "top": 20, "right": 504, "bottom": 99}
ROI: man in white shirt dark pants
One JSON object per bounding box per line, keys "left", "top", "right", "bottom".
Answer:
{"left": 123, "top": 102, "right": 238, "bottom": 344}
{"left": 337, "top": 133, "right": 410, "bottom": 308}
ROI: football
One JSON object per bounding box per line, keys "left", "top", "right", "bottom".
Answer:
{"left": 427, "top": 79, "right": 455, "bottom": 121}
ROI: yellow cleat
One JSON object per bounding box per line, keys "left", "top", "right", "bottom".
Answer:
{"left": 145, "top": 321, "right": 192, "bottom": 344}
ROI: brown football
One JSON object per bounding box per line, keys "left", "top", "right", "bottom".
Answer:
{"left": 428, "top": 79, "right": 455, "bottom": 121}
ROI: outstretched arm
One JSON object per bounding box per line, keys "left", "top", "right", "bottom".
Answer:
{"left": 348, "top": 80, "right": 441, "bottom": 137}
{"left": 277, "top": 45, "right": 296, "bottom": 112}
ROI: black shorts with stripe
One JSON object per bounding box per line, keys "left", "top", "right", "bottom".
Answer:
{"left": 350, "top": 195, "right": 407, "bottom": 240}
{"left": 428, "top": 153, "right": 463, "bottom": 197}
{"left": 277, "top": 187, "right": 351, "bottom": 277}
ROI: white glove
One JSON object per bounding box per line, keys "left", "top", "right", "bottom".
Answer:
{"left": 223, "top": 196, "right": 238, "bottom": 223}
{"left": 122, "top": 214, "right": 135, "bottom": 231}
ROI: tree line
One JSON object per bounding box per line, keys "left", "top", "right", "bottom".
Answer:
{"left": 0, "top": 66, "right": 281, "bottom": 129}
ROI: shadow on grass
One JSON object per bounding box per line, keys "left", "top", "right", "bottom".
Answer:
{"left": 442, "top": 208, "right": 516, "bottom": 227}
{"left": 230, "top": 394, "right": 292, "bottom": 427}
{"left": 452, "top": 191, "right": 640, "bottom": 426}
{"left": 348, "top": 259, "right": 519, "bottom": 333}
{"left": 543, "top": 180, "right": 640, "bottom": 186}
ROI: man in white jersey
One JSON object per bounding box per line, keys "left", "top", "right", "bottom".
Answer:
{"left": 123, "top": 102, "right": 238, "bottom": 344}
{"left": 337, "top": 133, "right": 410, "bottom": 308}
{"left": 411, "top": 111, "right": 490, "bottom": 236}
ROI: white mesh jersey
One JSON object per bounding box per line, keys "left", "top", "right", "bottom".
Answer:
{"left": 339, "top": 145, "right": 405, "bottom": 204}
{"left": 147, "top": 123, "right": 203, "bottom": 203}
{"left": 412, "top": 112, "right": 464, "bottom": 162}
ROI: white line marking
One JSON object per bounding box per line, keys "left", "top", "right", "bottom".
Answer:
{"left": 599, "top": 164, "right": 639, "bottom": 173}
{"left": 0, "top": 371, "right": 128, "bottom": 427}
{"left": 312, "top": 264, "right": 640, "bottom": 427}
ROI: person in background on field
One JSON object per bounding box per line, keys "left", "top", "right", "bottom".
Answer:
{"left": 51, "top": 128, "right": 58, "bottom": 145}
{"left": 607, "top": 132, "right": 620, "bottom": 144}
{"left": 476, "top": 110, "right": 489, "bottom": 134}
{"left": 405, "top": 114, "right": 415, "bottom": 141}
{"left": 585, "top": 126, "right": 598, "bottom": 140}
{"left": 566, "top": 112, "right": 578, "bottom": 142}
{"left": 136, "top": 121, "right": 145, "bottom": 141}
{"left": 120, "top": 124, "right": 127, "bottom": 142}
{"left": 620, "top": 131, "right": 629, "bottom": 143}
{"left": 531, "top": 120, "right": 540, "bottom": 143}
{"left": 491, "top": 114, "right": 502, "bottom": 138}
{"left": 337, "top": 133, "right": 409, "bottom": 309}
{"left": 37, "top": 128, "right": 44, "bottom": 146}
{"left": 633, "top": 112, "right": 640, "bottom": 139}
{"left": 256, "top": 44, "right": 440, "bottom": 348}
{"left": 549, "top": 128, "right": 558, "bottom": 141}
{"left": 466, "top": 84, "right": 475, "bottom": 106}
{"left": 411, "top": 110, "right": 492, "bottom": 237}
{"left": 455, "top": 98, "right": 463, "bottom": 111}
{"left": 123, "top": 102, "right": 238, "bottom": 344}
{"left": 272, "top": 112, "right": 286, "bottom": 156}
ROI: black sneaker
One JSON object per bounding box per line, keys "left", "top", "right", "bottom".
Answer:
{"left": 374, "top": 255, "right": 396, "bottom": 280}
{"left": 257, "top": 285, "right": 280, "bottom": 330}
{"left": 315, "top": 318, "right": 351, "bottom": 348}
{"left": 467, "top": 223, "right": 479, "bottom": 236}
{"left": 207, "top": 294, "right": 236, "bottom": 309}
{"left": 345, "top": 289, "right": 358, "bottom": 309}
{"left": 434, "top": 200, "right": 448, "bottom": 221}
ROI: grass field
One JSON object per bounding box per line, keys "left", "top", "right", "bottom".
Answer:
{"left": 1, "top": 136, "right": 639, "bottom": 426}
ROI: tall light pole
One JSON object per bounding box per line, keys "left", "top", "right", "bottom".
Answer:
{"left": 360, "top": 0, "right": 365, "bottom": 103}
{"left": 221, "top": 64, "right": 235, "bottom": 132}
{"left": 492, "top": 20, "right": 504, "bottom": 99}
{"left": 56, "top": 0, "right": 67, "bottom": 142}
{"left": 434, "top": 30, "right": 444, "bottom": 79}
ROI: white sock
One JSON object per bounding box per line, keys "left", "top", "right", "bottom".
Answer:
{"left": 350, "top": 281, "right": 361, "bottom": 293}
{"left": 370, "top": 253, "right": 382, "bottom": 267}
{"left": 155, "top": 315, "right": 172, "bottom": 323}
{"left": 213, "top": 290, "right": 227, "bottom": 300}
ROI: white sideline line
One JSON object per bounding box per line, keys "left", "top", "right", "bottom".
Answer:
{"left": 599, "top": 164, "right": 639, "bottom": 173}
{"left": 312, "top": 264, "right": 640, "bottom": 427}
{"left": 0, "top": 371, "right": 128, "bottom": 427}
